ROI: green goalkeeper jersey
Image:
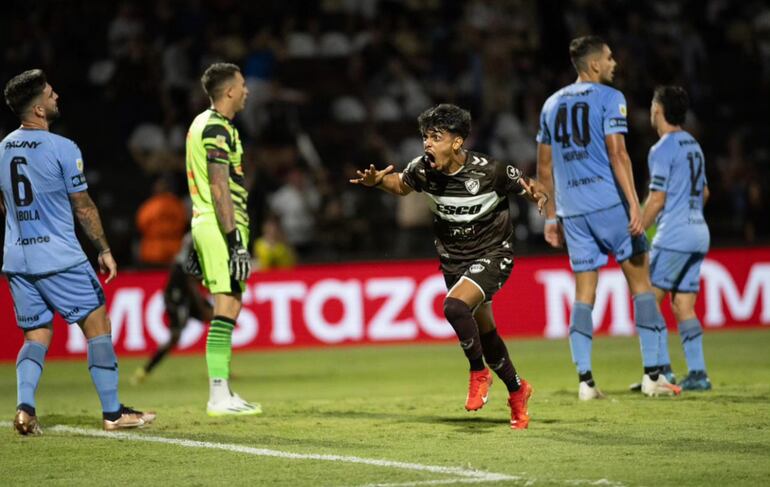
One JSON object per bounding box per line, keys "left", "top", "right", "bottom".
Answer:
{"left": 185, "top": 108, "right": 249, "bottom": 229}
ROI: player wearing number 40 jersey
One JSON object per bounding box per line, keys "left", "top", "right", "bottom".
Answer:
{"left": 350, "top": 104, "right": 550, "bottom": 429}
{"left": 537, "top": 36, "right": 680, "bottom": 399}
{"left": 0, "top": 69, "right": 154, "bottom": 434}
{"left": 640, "top": 86, "right": 712, "bottom": 391}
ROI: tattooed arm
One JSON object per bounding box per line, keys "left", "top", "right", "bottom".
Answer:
{"left": 69, "top": 190, "right": 117, "bottom": 282}
{"left": 208, "top": 162, "right": 236, "bottom": 234}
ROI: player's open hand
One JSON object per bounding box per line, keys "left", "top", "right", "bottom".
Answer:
{"left": 98, "top": 249, "right": 118, "bottom": 283}
{"left": 350, "top": 164, "right": 394, "bottom": 188}
{"left": 544, "top": 221, "right": 564, "bottom": 248}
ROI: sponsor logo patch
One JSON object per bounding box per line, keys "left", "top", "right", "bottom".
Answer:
{"left": 469, "top": 263, "right": 485, "bottom": 274}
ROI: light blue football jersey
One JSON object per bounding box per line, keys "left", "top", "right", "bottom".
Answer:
{"left": 1, "top": 128, "right": 89, "bottom": 275}
{"left": 648, "top": 130, "right": 710, "bottom": 253}
{"left": 537, "top": 82, "right": 629, "bottom": 217}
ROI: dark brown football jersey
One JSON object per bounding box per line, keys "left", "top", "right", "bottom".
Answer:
{"left": 401, "top": 151, "right": 525, "bottom": 270}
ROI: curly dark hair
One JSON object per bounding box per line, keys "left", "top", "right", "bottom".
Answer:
{"left": 417, "top": 104, "right": 471, "bottom": 139}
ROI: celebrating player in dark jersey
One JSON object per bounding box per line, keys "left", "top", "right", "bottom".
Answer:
{"left": 350, "top": 104, "right": 548, "bottom": 430}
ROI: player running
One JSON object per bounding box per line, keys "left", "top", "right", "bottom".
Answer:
{"left": 350, "top": 104, "right": 549, "bottom": 429}
{"left": 186, "top": 63, "right": 261, "bottom": 416}
{"left": 536, "top": 36, "right": 681, "bottom": 399}
{"left": 641, "top": 86, "right": 712, "bottom": 391}
{"left": 1, "top": 69, "right": 155, "bottom": 433}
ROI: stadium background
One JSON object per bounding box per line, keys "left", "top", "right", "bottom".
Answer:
{"left": 2, "top": 0, "right": 769, "bottom": 267}
{"left": 1, "top": 0, "right": 769, "bottom": 358}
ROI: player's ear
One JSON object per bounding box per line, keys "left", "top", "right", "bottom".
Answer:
{"left": 452, "top": 136, "right": 464, "bottom": 152}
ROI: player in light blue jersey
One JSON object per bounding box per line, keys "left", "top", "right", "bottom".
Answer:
{"left": 641, "top": 86, "right": 711, "bottom": 391}
{"left": 1, "top": 69, "right": 155, "bottom": 434}
{"left": 537, "top": 36, "right": 681, "bottom": 399}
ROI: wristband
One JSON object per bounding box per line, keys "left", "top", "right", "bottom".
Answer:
{"left": 226, "top": 230, "right": 241, "bottom": 248}
{"left": 545, "top": 218, "right": 558, "bottom": 225}
{"left": 98, "top": 248, "right": 111, "bottom": 256}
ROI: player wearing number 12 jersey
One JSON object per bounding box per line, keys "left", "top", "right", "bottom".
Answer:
{"left": 641, "top": 86, "right": 711, "bottom": 391}
{"left": 537, "top": 36, "right": 680, "bottom": 399}
{"left": 1, "top": 69, "right": 154, "bottom": 433}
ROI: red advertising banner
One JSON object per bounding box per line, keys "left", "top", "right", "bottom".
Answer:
{"left": 1, "top": 247, "right": 768, "bottom": 360}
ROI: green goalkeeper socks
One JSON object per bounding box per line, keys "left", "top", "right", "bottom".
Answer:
{"left": 206, "top": 316, "right": 236, "bottom": 379}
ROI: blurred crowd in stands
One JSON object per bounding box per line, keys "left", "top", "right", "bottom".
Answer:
{"left": 2, "top": 0, "right": 769, "bottom": 268}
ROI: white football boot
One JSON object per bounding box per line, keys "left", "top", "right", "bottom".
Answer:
{"left": 578, "top": 381, "right": 606, "bottom": 400}
{"left": 641, "top": 374, "right": 682, "bottom": 397}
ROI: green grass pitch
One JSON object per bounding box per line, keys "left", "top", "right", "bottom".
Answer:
{"left": 2, "top": 329, "right": 769, "bottom": 486}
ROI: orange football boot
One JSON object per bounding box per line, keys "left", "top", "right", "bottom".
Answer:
{"left": 507, "top": 379, "right": 532, "bottom": 430}
{"left": 465, "top": 368, "right": 493, "bottom": 411}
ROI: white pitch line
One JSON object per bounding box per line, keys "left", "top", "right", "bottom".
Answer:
{"left": 2, "top": 421, "right": 513, "bottom": 483}
{"left": 4, "top": 422, "right": 625, "bottom": 487}
{"left": 352, "top": 479, "right": 519, "bottom": 487}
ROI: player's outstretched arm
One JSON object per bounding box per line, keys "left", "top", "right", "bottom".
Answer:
{"left": 605, "top": 134, "right": 643, "bottom": 236}
{"left": 69, "top": 190, "right": 117, "bottom": 282}
{"left": 536, "top": 142, "right": 563, "bottom": 248}
{"left": 349, "top": 164, "right": 412, "bottom": 196}
{"left": 641, "top": 190, "right": 666, "bottom": 230}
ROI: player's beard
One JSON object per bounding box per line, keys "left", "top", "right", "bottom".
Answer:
{"left": 45, "top": 105, "right": 60, "bottom": 122}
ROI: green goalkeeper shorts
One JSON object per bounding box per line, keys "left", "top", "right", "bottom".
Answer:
{"left": 192, "top": 219, "right": 250, "bottom": 294}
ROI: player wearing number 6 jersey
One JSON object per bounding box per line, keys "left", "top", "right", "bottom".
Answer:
{"left": 185, "top": 63, "right": 261, "bottom": 416}
{"left": 641, "top": 86, "right": 711, "bottom": 391}
{"left": 537, "top": 37, "right": 680, "bottom": 399}
{"left": 1, "top": 69, "right": 155, "bottom": 434}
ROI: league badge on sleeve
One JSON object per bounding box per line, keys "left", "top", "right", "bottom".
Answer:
{"left": 506, "top": 165, "right": 522, "bottom": 181}
{"left": 619, "top": 104, "right": 627, "bottom": 117}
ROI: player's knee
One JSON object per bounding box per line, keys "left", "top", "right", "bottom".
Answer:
{"left": 444, "top": 297, "right": 471, "bottom": 323}
{"left": 671, "top": 301, "right": 695, "bottom": 323}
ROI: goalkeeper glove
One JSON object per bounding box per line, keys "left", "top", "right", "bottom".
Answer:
{"left": 226, "top": 229, "right": 251, "bottom": 281}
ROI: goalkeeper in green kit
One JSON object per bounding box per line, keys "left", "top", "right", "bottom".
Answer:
{"left": 185, "top": 63, "right": 260, "bottom": 416}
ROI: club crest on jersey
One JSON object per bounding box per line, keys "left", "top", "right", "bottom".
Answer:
{"left": 464, "top": 178, "right": 480, "bottom": 195}
{"left": 506, "top": 165, "right": 522, "bottom": 181}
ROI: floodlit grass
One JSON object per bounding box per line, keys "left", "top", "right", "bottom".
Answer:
{"left": 2, "top": 329, "right": 769, "bottom": 486}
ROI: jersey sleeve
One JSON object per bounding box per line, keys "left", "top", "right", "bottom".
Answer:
{"left": 648, "top": 145, "right": 670, "bottom": 192}
{"left": 535, "top": 102, "right": 552, "bottom": 145}
{"left": 400, "top": 156, "right": 427, "bottom": 192}
{"left": 59, "top": 139, "right": 88, "bottom": 193}
{"left": 603, "top": 90, "right": 628, "bottom": 135}
{"left": 494, "top": 160, "right": 525, "bottom": 194}
{"left": 202, "top": 124, "right": 232, "bottom": 164}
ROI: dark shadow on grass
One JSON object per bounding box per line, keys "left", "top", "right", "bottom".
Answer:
{"left": 539, "top": 427, "right": 770, "bottom": 458}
